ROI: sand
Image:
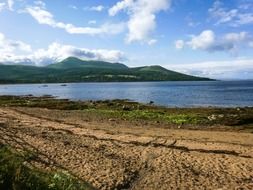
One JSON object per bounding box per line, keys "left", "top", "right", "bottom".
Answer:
{"left": 0, "top": 107, "right": 253, "bottom": 190}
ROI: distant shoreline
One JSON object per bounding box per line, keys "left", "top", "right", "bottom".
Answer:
{"left": 0, "top": 79, "right": 215, "bottom": 85}
{"left": 0, "top": 94, "right": 252, "bottom": 109}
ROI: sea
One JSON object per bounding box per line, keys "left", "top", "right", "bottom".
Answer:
{"left": 0, "top": 81, "right": 253, "bottom": 107}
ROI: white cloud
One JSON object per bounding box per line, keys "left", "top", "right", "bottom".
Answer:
{"left": 7, "top": 0, "right": 14, "bottom": 11}
{"left": 167, "top": 59, "right": 253, "bottom": 80}
{"left": 83, "top": 5, "right": 105, "bottom": 12}
{"left": 26, "top": 6, "right": 54, "bottom": 25}
{"left": 29, "top": 42, "right": 125, "bottom": 66}
{"left": 109, "top": 0, "right": 134, "bottom": 16}
{"left": 148, "top": 39, "right": 157, "bottom": 45}
{"left": 175, "top": 40, "right": 184, "bottom": 49}
{"left": 0, "top": 36, "right": 125, "bottom": 66}
{"left": 187, "top": 30, "right": 215, "bottom": 50}
{"left": 236, "top": 13, "right": 253, "bottom": 25}
{"left": 224, "top": 31, "right": 248, "bottom": 42}
{"left": 176, "top": 30, "right": 253, "bottom": 53}
{"left": 90, "top": 5, "right": 104, "bottom": 12}
{"left": 209, "top": 0, "right": 253, "bottom": 26}
{"left": 109, "top": 0, "right": 171, "bottom": 43}
{"left": 0, "top": 32, "right": 32, "bottom": 53}
{"left": 0, "top": 2, "right": 5, "bottom": 12}
{"left": 26, "top": 6, "right": 125, "bottom": 35}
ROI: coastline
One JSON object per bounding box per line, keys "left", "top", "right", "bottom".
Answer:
{"left": 0, "top": 95, "right": 253, "bottom": 131}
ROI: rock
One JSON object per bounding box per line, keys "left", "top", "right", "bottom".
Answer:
{"left": 149, "top": 101, "right": 154, "bottom": 105}
{"left": 208, "top": 114, "right": 217, "bottom": 121}
{"left": 63, "top": 141, "right": 71, "bottom": 146}
{"left": 109, "top": 118, "right": 116, "bottom": 122}
{"left": 0, "top": 122, "right": 6, "bottom": 128}
{"left": 122, "top": 105, "right": 131, "bottom": 111}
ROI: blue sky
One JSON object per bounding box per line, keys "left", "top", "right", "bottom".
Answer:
{"left": 0, "top": 0, "right": 253, "bottom": 79}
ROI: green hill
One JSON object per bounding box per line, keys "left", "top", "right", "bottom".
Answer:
{"left": 47, "top": 57, "right": 128, "bottom": 70}
{"left": 0, "top": 57, "right": 212, "bottom": 84}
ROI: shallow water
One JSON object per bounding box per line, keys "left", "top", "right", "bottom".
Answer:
{"left": 0, "top": 81, "right": 253, "bottom": 107}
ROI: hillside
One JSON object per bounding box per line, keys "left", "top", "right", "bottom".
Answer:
{"left": 47, "top": 57, "right": 128, "bottom": 70}
{"left": 0, "top": 57, "right": 212, "bottom": 83}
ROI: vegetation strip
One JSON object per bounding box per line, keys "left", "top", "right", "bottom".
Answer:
{"left": 0, "top": 95, "right": 253, "bottom": 131}
{"left": 0, "top": 144, "right": 95, "bottom": 190}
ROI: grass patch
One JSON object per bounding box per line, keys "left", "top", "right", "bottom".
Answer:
{"left": 84, "top": 109, "right": 207, "bottom": 125}
{"left": 0, "top": 144, "right": 95, "bottom": 190}
{"left": 119, "top": 110, "right": 202, "bottom": 125}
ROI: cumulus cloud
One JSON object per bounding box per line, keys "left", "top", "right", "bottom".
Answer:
{"left": 109, "top": 0, "right": 171, "bottom": 43}
{"left": 209, "top": 0, "right": 253, "bottom": 26}
{"left": 0, "top": 32, "right": 32, "bottom": 53}
{"left": 26, "top": 5, "right": 124, "bottom": 35}
{"left": 167, "top": 59, "right": 253, "bottom": 80}
{"left": 187, "top": 30, "right": 216, "bottom": 50}
{"left": 0, "top": 37, "right": 125, "bottom": 66}
{"left": 176, "top": 30, "right": 253, "bottom": 53}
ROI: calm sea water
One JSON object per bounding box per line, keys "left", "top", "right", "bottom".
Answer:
{"left": 0, "top": 81, "right": 253, "bottom": 107}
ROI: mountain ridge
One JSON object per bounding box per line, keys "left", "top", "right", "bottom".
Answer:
{"left": 0, "top": 57, "right": 213, "bottom": 84}
{"left": 47, "top": 57, "right": 129, "bottom": 70}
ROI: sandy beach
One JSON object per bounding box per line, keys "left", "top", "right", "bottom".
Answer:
{"left": 1, "top": 100, "right": 253, "bottom": 189}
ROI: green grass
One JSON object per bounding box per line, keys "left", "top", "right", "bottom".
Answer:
{"left": 0, "top": 145, "right": 95, "bottom": 190}
{"left": 84, "top": 109, "right": 206, "bottom": 125}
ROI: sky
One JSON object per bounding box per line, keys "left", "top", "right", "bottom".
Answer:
{"left": 0, "top": 0, "right": 253, "bottom": 79}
